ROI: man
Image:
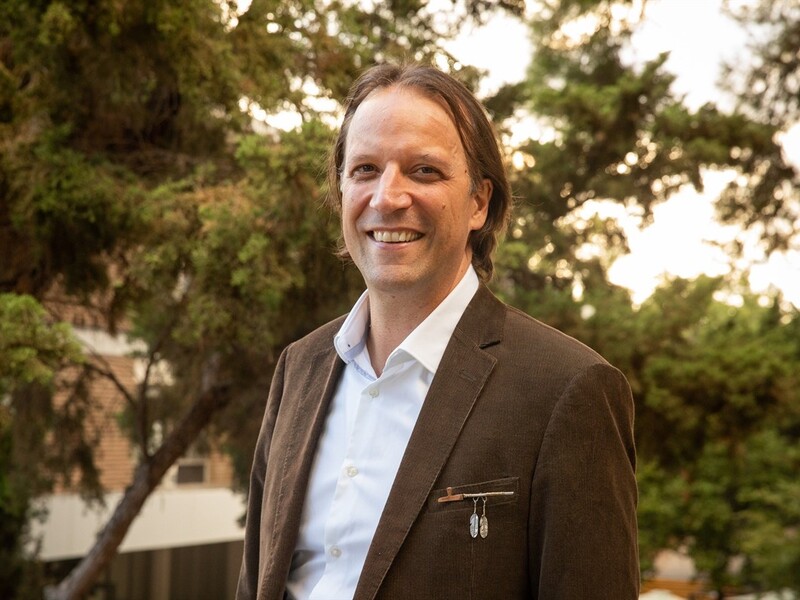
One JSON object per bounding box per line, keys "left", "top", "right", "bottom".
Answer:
{"left": 237, "top": 63, "right": 639, "bottom": 600}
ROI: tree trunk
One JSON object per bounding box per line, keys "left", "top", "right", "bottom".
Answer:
{"left": 45, "top": 386, "right": 230, "bottom": 600}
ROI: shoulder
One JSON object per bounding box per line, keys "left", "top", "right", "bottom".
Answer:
{"left": 471, "top": 293, "right": 632, "bottom": 424}
{"left": 461, "top": 286, "right": 608, "bottom": 374}
{"left": 502, "top": 303, "right": 608, "bottom": 370}
{"left": 504, "top": 306, "right": 632, "bottom": 410}
{"left": 270, "top": 314, "right": 347, "bottom": 396}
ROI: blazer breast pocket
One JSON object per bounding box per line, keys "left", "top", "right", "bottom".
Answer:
{"left": 418, "top": 476, "right": 528, "bottom": 599}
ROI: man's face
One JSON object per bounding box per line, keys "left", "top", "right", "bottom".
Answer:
{"left": 340, "top": 86, "right": 490, "bottom": 305}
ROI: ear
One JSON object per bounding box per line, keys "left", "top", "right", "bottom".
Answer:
{"left": 469, "top": 178, "right": 492, "bottom": 231}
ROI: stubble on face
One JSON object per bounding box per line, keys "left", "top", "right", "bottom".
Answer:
{"left": 339, "top": 86, "right": 490, "bottom": 310}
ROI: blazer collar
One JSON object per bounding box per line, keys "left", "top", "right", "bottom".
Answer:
{"left": 354, "top": 284, "right": 506, "bottom": 600}
{"left": 455, "top": 282, "right": 506, "bottom": 350}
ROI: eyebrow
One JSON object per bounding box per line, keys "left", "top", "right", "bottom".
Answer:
{"left": 344, "top": 150, "right": 452, "bottom": 166}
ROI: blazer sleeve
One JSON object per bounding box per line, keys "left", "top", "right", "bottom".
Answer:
{"left": 528, "top": 362, "right": 639, "bottom": 599}
{"left": 236, "top": 347, "right": 289, "bottom": 600}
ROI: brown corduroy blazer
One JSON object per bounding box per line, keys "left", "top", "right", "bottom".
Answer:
{"left": 236, "top": 285, "right": 639, "bottom": 600}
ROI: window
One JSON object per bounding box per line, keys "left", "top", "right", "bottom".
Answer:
{"left": 175, "top": 460, "right": 206, "bottom": 485}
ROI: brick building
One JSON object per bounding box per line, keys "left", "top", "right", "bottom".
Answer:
{"left": 30, "top": 326, "right": 245, "bottom": 600}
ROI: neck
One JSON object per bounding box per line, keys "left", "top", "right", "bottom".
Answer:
{"left": 365, "top": 269, "right": 470, "bottom": 376}
{"left": 365, "top": 296, "right": 433, "bottom": 376}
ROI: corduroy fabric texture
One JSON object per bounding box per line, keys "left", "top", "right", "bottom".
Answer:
{"left": 237, "top": 285, "right": 639, "bottom": 600}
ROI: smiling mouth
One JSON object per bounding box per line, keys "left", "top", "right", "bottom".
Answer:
{"left": 371, "top": 230, "right": 423, "bottom": 243}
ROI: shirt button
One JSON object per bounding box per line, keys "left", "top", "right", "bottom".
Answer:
{"left": 345, "top": 466, "right": 359, "bottom": 478}
{"left": 369, "top": 388, "right": 379, "bottom": 398}
{"left": 330, "top": 546, "right": 342, "bottom": 558}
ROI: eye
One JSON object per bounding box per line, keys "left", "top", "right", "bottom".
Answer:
{"left": 414, "top": 165, "right": 442, "bottom": 178}
{"left": 350, "top": 164, "right": 377, "bottom": 177}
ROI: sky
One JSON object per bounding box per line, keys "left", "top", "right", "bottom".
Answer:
{"left": 446, "top": 0, "right": 800, "bottom": 307}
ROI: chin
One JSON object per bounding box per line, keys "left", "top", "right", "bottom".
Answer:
{"left": 367, "top": 274, "right": 420, "bottom": 292}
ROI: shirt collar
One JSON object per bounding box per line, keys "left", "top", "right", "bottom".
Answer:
{"left": 333, "top": 266, "right": 480, "bottom": 375}
{"left": 333, "top": 290, "right": 371, "bottom": 363}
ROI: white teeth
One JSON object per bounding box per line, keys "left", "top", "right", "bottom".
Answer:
{"left": 372, "top": 230, "right": 421, "bottom": 243}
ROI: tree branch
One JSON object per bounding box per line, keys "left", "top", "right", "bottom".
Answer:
{"left": 44, "top": 383, "right": 231, "bottom": 600}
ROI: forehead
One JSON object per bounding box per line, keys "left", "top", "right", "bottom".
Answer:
{"left": 343, "top": 86, "right": 464, "bottom": 159}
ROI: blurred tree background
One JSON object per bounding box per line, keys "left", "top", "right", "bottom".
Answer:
{"left": 1, "top": 0, "right": 798, "bottom": 598}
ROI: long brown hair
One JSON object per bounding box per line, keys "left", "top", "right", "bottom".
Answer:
{"left": 327, "top": 63, "right": 512, "bottom": 281}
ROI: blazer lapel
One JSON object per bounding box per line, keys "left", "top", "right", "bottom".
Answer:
{"left": 262, "top": 343, "right": 344, "bottom": 597}
{"left": 354, "top": 286, "right": 506, "bottom": 600}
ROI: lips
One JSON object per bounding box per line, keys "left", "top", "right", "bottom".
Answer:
{"left": 370, "top": 230, "right": 423, "bottom": 243}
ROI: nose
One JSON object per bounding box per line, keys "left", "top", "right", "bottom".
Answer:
{"left": 369, "top": 166, "right": 412, "bottom": 213}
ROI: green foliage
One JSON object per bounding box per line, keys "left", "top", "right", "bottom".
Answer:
{"left": 679, "top": 428, "right": 800, "bottom": 592}
{"left": 717, "top": 0, "right": 800, "bottom": 251}
{"left": 0, "top": 294, "right": 86, "bottom": 598}
{"left": 735, "top": 430, "right": 800, "bottom": 591}
{"left": 629, "top": 280, "right": 800, "bottom": 593}
{"left": 724, "top": 0, "right": 800, "bottom": 126}
{"left": 493, "top": 0, "right": 797, "bottom": 322}
{"left": 0, "top": 293, "right": 100, "bottom": 501}
{"left": 532, "top": 274, "right": 800, "bottom": 592}
{"left": 0, "top": 294, "right": 83, "bottom": 394}
{"left": 0, "top": 423, "right": 45, "bottom": 600}
{"left": 1, "top": 129, "right": 143, "bottom": 296}
{"left": 489, "top": 2, "right": 800, "bottom": 590}
{"left": 1, "top": 0, "right": 799, "bottom": 595}
{"left": 2, "top": 0, "right": 518, "bottom": 594}
{"left": 635, "top": 459, "right": 687, "bottom": 575}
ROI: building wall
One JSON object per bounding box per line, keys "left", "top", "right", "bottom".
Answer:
{"left": 36, "top": 324, "right": 247, "bottom": 594}
{"left": 32, "top": 487, "right": 246, "bottom": 562}
{"left": 89, "top": 354, "right": 137, "bottom": 491}
{"left": 49, "top": 540, "right": 244, "bottom": 600}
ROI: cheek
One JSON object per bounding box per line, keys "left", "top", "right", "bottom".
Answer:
{"left": 341, "top": 193, "right": 359, "bottom": 222}
{"left": 342, "top": 209, "right": 358, "bottom": 238}
{"left": 342, "top": 184, "right": 369, "bottom": 215}
{"left": 341, "top": 197, "right": 367, "bottom": 247}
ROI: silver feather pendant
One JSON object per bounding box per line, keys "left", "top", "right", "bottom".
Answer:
{"left": 470, "top": 512, "right": 479, "bottom": 538}
{"left": 470, "top": 498, "right": 479, "bottom": 538}
{"left": 480, "top": 497, "right": 489, "bottom": 538}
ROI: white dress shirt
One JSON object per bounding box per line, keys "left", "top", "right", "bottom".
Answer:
{"left": 285, "top": 266, "right": 480, "bottom": 600}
